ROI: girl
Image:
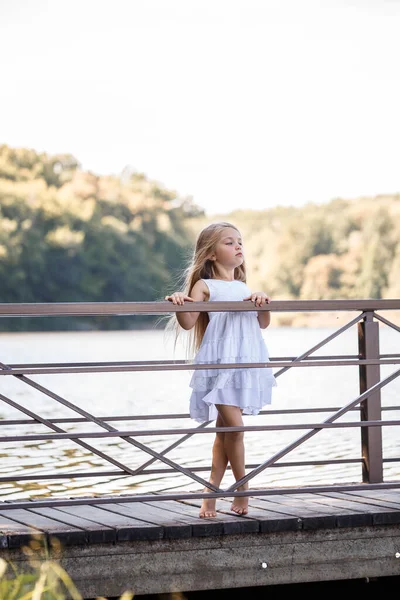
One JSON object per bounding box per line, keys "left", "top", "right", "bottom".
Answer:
{"left": 165, "top": 221, "right": 276, "bottom": 518}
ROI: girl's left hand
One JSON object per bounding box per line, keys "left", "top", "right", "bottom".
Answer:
{"left": 243, "top": 292, "right": 271, "bottom": 307}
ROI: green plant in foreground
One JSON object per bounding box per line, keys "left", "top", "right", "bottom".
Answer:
{"left": 0, "top": 556, "right": 83, "bottom": 600}
{"left": 0, "top": 536, "right": 134, "bottom": 600}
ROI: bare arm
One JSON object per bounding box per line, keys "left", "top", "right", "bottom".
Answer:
{"left": 243, "top": 291, "right": 271, "bottom": 330}
{"left": 165, "top": 280, "right": 209, "bottom": 330}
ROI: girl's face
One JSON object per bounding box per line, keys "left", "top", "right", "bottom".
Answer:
{"left": 211, "top": 227, "right": 244, "bottom": 268}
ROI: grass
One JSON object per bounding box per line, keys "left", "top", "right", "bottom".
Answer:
{"left": 0, "top": 535, "right": 134, "bottom": 600}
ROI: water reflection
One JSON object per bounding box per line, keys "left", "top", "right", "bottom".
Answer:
{"left": 0, "top": 326, "right": 399, "bottom": 499}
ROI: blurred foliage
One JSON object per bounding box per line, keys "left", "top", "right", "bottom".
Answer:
{"left": 191, "top": 195, "right": 400, "bottom": 304}
{"left": 0, "top": 144, "right": 203, "bottom": 330}
{"left": 0, "top": 535, "right": 134, "bottom": 600}
{"left": 0, "top": 144, "right": 399, "bottom": 331}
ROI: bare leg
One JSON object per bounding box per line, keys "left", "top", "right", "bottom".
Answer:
{"left": 216, "top": 405, "right": 249, "bottom": 515}
{"left": 199, "top": 414, "right": 228, "bottom": 518}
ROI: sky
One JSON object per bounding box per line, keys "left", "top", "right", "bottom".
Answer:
{"left": 1, "top": 0, "right": 400, "bottom": 215}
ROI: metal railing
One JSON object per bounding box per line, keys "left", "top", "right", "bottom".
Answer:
{"left": 0, "top": 299, "right": 399, "bottom": 510}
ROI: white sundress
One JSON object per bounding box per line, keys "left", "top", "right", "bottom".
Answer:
{"left": 189, "top": 279, "right": 277, "bottom": 423}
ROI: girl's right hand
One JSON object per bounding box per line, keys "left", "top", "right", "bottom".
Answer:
{"left": 165, "top": 292, "right": 194, "bottom": 305}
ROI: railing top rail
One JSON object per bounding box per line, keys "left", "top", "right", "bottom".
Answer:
{"left": 0, "top": 298, "right": 399, "bottom": 317}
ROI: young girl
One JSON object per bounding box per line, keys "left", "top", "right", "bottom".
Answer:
{"left": 165, "top": 221, "right": 276, "bottom": 518}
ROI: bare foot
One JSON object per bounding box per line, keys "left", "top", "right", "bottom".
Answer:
{"left": 199, "top": 496, "right": 217, "bottom": 518}
{"left": 231, "top": 487, "right": 249, "bottom": 515}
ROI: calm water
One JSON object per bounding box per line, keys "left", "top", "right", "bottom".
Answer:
{"left": 0, "top": 324, "right": 399, "bottom": 500}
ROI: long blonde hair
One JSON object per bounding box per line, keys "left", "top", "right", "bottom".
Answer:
{"left": 167, "top": 221, "right": 247, "bottom": 356}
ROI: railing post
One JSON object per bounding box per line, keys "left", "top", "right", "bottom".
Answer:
{"left": 357, "top": 311, "right": 383, "bottom": 483}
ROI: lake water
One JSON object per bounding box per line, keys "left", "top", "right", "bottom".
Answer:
{"left": 0, "top": 323, "right": 399, "bottom": 500}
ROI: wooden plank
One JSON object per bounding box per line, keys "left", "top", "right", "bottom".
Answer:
{"left": 372, "top": 510, "right": 400, "bottom": 526}
{"left": 170, "top": 498, "right": 259, "bottom": 535}
{"left": 28, "top": 506, "right": 114, "bottom": 544}
{"left": 0, "top": 512, "right": 44, "bottom": 549}
{"left": 52, "top": 504, "right": 162, "bottom": 542}
{"left": 254, "top": 495, "right": 338, "bottom": 530}
{"left": 315, "top": 491, "right": 400, "bottom": 526}
{"left": 340, "top": 489, "right": 400, "bottom": 508}
{"left": 317, "top": 490, "right": 400, "bottom": 509}
{"left": 2, "top": 508, "right": 86, "bottom": 547}
{"left": 50, "top": 506, "right": 116, "bottom": 543}
{"left": 143, "top": 498, "right": 253, "bottom": 537}
{"left": 315, "top": 491, "right": 398, "bottom": 512}
{"left": 97, "top": 502, "right": 192, "bottom": 539}
{"left": 219, "top": 497, "right": 303, "bottom": 533}
{"left": 27, "top": 507, "right": 87, "bottom": 545}
{"left": 288, "top": 493, "right": 372, "bottom": 528}
{"left": 145, "top": 498, "right": 226, "bottom": 537}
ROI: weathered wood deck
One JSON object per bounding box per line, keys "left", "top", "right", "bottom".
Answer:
{"left": 2, "top": 487, "right": 400, "bottom": 597}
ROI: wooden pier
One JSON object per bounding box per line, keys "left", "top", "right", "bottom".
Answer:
{"left": 1, "top": 299, "right": 400, "bottom": 596}
{"left": 1, "top": 487, "right": 400, "bottom": 597}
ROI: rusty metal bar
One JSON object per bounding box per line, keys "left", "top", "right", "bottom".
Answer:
{"left": 358, "top": 312, "right": 383, "bottom": 483}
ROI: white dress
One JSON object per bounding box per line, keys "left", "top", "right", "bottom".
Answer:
{"left": 189, "top": 279, "right": 277, "bottom": 423}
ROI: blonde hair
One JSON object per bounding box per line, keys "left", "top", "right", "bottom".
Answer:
{"left": 166, "top": 221, "right": 247, "bottom": 356}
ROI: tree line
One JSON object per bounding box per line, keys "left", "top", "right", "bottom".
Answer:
{"left": 0, "top": 144, "right": 399, "bottom": 330}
